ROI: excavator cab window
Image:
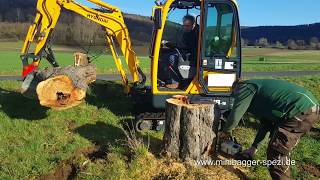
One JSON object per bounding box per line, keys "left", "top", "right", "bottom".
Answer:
{"left": 199, "top": 1, "right": 241, "bottom": 97}
{"left": 204, "top": 3, "right": 235, "bottom": 58}
{"left": 157, "top": 0, "right": 200, "bottom": 91}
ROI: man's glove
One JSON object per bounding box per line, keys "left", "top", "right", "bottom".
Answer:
{"left": 235, "top": 146, "right": 257, "bottom": 160}
{"left": 218, "top": 131, "right": 232, "bottom": 141}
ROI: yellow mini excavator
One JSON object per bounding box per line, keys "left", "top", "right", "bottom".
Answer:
{"left": 21, "top": 0, "right": 242, "bottom": 131}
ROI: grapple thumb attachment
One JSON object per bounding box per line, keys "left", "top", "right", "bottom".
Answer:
{"left": 21, "top": 71, "right": 45, "bottom": 99}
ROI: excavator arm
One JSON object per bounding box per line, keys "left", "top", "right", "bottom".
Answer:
{"left": 21, "top": 0, "right": 146, "bottom": 92}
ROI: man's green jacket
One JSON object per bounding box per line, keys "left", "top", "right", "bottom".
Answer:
{"left": 223, "top": 79, "right": 319, "bottom": 147}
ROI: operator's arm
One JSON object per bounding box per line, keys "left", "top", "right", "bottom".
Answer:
{"left": 223, "top": 83, "right": 256, "bottom": 133}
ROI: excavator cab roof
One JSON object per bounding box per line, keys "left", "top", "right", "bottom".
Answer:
{"left": 171, "top": 0, "right": 200, "bottom": 9}
{"left": 161, "top": 0, "right": 238, "bottom": 8}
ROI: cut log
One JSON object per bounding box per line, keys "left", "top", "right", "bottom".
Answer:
{"left": 163, "top": 97, "right": 217, "bottom": 161}
{"left": 21, "top": 64, "right": 96, "bottom": 110}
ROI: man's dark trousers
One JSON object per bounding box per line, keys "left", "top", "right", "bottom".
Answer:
{"left": 267, "top": 106, "right": 319, "bottom": 180}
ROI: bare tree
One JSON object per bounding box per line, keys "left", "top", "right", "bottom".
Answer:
{"left": 16, "top": 8, "right": 21, "bottom": 22}
{"left": 241, "top": 38, "right": 248, "bottom": 47}
{"left": 287, "top": 39, "right": 298, "bottom": 50}
{"left": 256, "top": 38, "right": 269, "bottom": 48}
{"left": 310, "top": 37, "right": 319, "bottom": 49}
{"left": 275, "top": 41, "right": 284, "bottom": 49}
{"left": 296, "top": 40, "right": 306, "bottom": 49}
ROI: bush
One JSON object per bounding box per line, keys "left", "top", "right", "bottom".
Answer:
{"left": 259, "top": 57, "right": 267, "bottom": 61}
{"left": 256, "top": 38, "right": 269, "bottom": 48}
{"left": 287, "top": 39, "right": 298, "bottom": 50}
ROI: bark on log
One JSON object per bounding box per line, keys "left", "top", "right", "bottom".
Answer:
{"left": 21, "top": 64, "right": 96, "bottom": 110}
{"left": 163, "top": 98, "right": 217, "bottom": 161}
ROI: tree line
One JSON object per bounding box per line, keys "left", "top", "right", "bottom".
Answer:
{"left": 241, "top": 23, "right": 320, "bottom": 46}
{"left": 242, "top": 37, "right": 320, "bottom": 50}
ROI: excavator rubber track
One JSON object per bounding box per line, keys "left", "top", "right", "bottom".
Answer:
{"left": 135, "top": 112, "right": 166, "bottom": 131}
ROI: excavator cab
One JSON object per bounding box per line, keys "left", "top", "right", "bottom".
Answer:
{"left": 148, "top": 0, "right": 241, "bottom": 109}
{"left": 133, "top": 0, "right": 241, "bottom": 131}
{"left": 156, "top": 1, "right": 201, "bottom": 91}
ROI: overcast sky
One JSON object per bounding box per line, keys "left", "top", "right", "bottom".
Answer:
{"left": 79, "top": 0, "right": 320, "bottom": 26}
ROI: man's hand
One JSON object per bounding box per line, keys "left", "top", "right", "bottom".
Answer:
{"left": 218, "top": 131, "right": 232, "bottom": 141}
{"left": 242, "top": 146, "right": 258, "bottom": 157}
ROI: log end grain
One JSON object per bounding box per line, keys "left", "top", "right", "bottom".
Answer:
{"left": 36, "top": 75, "right": 86, "bottom": 110}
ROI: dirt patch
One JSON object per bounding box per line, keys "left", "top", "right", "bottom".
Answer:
{"left": 73, "top": 146, "right": 107, "bottom": 161}
{"left": 67, "top": 120, "right": 77, "bottom": 130}
{"left": 40, "top": 145, "right": 107, "bottom": 180}
{"left": 40, "top": 145, "right": 247, "bottom": 180}
{"left": 308, "top": 131, "right": 320, "bottom": 140}
{"left": 40, "top": 160, "right": 77, "bottom": 180}
{"left": 301, "top": 164, "right": 320, "bottom": 178}
{"left": 151, "top": 156, "right": 247, "bottom": 180}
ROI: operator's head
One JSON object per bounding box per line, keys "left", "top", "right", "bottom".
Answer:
{"left": 183, "top": 15, "right": 196, "bottom": 32}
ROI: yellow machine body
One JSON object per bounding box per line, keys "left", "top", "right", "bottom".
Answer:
{"left": 21, "top": 0, "right": 242, "bottom": 130}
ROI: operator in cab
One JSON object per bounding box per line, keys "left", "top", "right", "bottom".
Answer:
{"left": 219, "top": 79, "right": 319, "bottom": 180}
{"left": 179, "top": 15, "right": 199, "bottom": 62}
{"left": 165, "top": 15, "right": 199, "bottom": 89}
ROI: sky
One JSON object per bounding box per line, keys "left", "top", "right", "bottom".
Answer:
{"left": 80, "top": 0, "right": 320, "bottom": 26}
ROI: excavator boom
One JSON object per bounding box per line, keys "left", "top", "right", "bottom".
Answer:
{"left": 21, "top": 0, "right": 146, "bottom": 92}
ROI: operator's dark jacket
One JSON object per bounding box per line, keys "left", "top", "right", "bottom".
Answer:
{"left": 178, "top": 25, "right": 199, "bottom": 62}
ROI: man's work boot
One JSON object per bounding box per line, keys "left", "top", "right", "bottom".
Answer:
{"left": 166, "top": 83, "right": 179, "bottom": 89}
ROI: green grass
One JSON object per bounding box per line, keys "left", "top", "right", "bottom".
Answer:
{"left": 0, "top": 42, "right": 320, "bottom": 178}
{"left": 0, "top": 42, "right": 320, "bottom": 75}
{"left": 0, "top": 80, "right": 238, "bottom": 179}
{"left": 242, "top": 48, "right": 320, "bottom": 72}
{"left": 0, "top": 50, "right": 150, "bottom": 75}
{"left": 243, "top": 63, "right": 320, "bottom": 73}
{"left": 0, "top": 80, "right": 135, "bottom": 179}
{"left": 0, "top": 75, "right": 319, "bottom": 179}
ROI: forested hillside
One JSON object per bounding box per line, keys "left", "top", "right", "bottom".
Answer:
{"left": 0, "top": 0, "right": 153, "bottom": 46}
{"left": 0, "top": 0, "right": 319, "bottom": 49}
{"left": 241, "top": 23, "right": 320, "bottom": 44}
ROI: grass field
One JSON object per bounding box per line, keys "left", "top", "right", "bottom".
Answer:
{"left": 0, "top": 41, "right": 319, "bottom": 179}
{"left": 0, "top": 75, "right": 319, "bottom": 179}
{"left": 0, "top": 41, "right": 320, "bottom": 75}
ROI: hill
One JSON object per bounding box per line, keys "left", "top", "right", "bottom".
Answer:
{"left": 242, "top": 23, "right": 320, "bottom": 44}
{"left": 0, "top": 0, "right": 153, "bottom": 46}
{"left": 0, "top": 0, "right": 319, "bottom": 47}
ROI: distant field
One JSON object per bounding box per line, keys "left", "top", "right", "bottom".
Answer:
{"left": 0, "top": 41, "right": 320, "bottom": 75}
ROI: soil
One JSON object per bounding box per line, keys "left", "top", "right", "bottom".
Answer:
{"left": 301, "top": 164, "right": 320, "bottom": 178}
{"left": 40, "top": 160, "right": 77, "bottom": 180}
{"left": 39, "top": 144, "right": 246, "bottom": 180}
{"left": 40, "top": 146, "right": 107, "bottom": 180}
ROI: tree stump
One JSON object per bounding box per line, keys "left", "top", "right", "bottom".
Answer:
{"left": 21, "top": 64, "right": 96, "bottom": 110}
{"left": 163, "top": 97, "right": 217, "bottom": 161}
